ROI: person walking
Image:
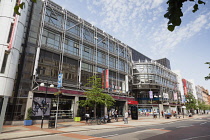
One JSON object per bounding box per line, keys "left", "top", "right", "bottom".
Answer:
{"left": 85, "top": 113, "right": 90, "bottom": 124}
{"left": 114, "top": 110, "right": 118, "bottom": 121}
{"left": 161, "top": 110, "right": 164, "bottom": 117}
{"left": 124, "top": 111, "right": 128, "bottom": 124}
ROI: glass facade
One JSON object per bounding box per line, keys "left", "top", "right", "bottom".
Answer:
{"left": 133, "top": 60, "right": 179, "bottom": 104}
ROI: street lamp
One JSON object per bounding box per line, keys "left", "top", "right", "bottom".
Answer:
{"left": 182, "top": 106, "right": 186, "bottom": 118}
{"left": 40, "top": 82, "right": 54, "bottom": 129}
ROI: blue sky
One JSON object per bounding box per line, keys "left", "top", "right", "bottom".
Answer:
{"left": 52, "top": 0, "right": 210, "bottom": 91}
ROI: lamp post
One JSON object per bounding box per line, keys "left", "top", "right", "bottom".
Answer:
{"left": 40, "top": 82, "right": 54, "bottom": 129}
{"left": 182, "top": 106, "right": 186, "bottom": 118}
{"left": 159, "top": 95, "right": 162, "bottom": 119}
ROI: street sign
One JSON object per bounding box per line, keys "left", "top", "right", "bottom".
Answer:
{"left": 57, "top": 73, "right": 63, "bottom": 88}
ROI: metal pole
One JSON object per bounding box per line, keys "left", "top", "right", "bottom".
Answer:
{"left": 55, "top": 94, "right": 59, "bottom": 129}
{"left": 183, "top": 108, "right": 184, "bottom": 118}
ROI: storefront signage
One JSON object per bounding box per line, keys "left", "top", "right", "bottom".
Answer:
{"left": 128, "top": 100, "right": 138, "bottom": 105}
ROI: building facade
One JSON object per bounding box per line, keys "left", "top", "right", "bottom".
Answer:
{"left": 132, "top": 57, "right": 181, "bottom": 114}
{"left": 1, "top": 0, "right": 135, "bottom": 123}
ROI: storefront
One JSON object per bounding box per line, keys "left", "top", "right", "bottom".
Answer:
{"left": 32, "top": 93, "right": 75, "bottom": 120}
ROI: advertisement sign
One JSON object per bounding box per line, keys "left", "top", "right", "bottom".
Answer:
{"left": 149, "top": 91, "right": 153, "bottom": 99}
{"left": 105, "top": 69, "right": 109, "bottom": 89}
{"left": 182, "top": 79, "right": 188, "bottom": 95}
{"left": 173, "top": 92, "right": 177, "bottom": 100}
{"left": 57, "top": 73, "right": 63, "bottom": 88}
{"left": 32, "top": 97, "right": 51, "bottom": 116}
{"left": 163, "top": 93, "right": 169, "bottom": 99}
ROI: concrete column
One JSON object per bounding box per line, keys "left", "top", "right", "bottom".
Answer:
{"left": 124, "top": 101, "right": 128, "bottom": 113}
{"left": 0, "top": 96, "right": 9, "bottom": 133}
{"left": 159, "top": 104, "right": 163, "bottom": 112}
{"left": 73, "top": 96, "right": 79, "bottom": 117}
{"left": 24, "top": 91, "right": 34, "bottom": 119}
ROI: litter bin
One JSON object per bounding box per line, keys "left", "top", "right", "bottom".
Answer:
{"left": 48, "top": 117, "right": 55, "bottom": 128}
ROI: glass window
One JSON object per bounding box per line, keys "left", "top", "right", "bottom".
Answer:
{"left": 66, "top": 20, "right": 80, "bottom": 36}
{"left": 0, "top": 51, "right": 9, "bottom": 73}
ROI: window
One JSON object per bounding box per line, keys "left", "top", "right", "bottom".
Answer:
{"left": 1, "top": 51, "right": 9, "bottom": 73}
{"left": 42, "top": 29, "right": 60, "bottom": 49}
{"left": 45, "top": 9, "right": 63, "bottom": 27}
{"left": 83, "top": 28, "right": 94, "bottom": 43}
{"left": 7, "top": 23, "right": 14, "bottom": 43}
{"left": 66, "top": 20, "right": 80, "bottom": 36}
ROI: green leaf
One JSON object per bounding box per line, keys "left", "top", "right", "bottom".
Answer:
{"left": 14, "top": 5, "right": 21, "bottom": 15}
{"left": 168, "top": 25, "right": 175, "bottom": 32}
{"left": 192, "top": 4, "right": 199, "bottom": 13}
{"left": 31, "top": 0, "right": 37, "bottom": 3}
{"left": 19, "top": 2, "right": 25, "bottom": 9}
{"left": 198, "top": 0, "right": 205, "bottom": 5}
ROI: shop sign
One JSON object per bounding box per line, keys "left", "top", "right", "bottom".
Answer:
{"left": 128, "top": 100, "right": 138, "bottom": 105}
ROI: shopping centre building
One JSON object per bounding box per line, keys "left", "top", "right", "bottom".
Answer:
{"left": 0, "top": 0, "right": 185, "bottom": 124}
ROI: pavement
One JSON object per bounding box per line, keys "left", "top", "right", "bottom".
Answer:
{"left": 0, "top": 114, "right": 209, "bottom": 140}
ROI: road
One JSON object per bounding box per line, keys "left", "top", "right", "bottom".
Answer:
{"left": 17, "top": 116, "right": 210, "bottom": 140}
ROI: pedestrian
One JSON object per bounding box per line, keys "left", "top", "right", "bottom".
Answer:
{"left": 153, "top": 109, "right": 157, "bottom": 119}
{"left": 161, "top": 110, "right": 164, "bottom": 117}
{"left": 124, "top": 111, "right": 128, "bottom": 124}
{"left": 85, "top": 113, "right": 90, "bottom": 124}
{"left": 128, "top": 109, "right": 131, "bottom": 117}
{"left": 114, "top": 110, "right": 118, "bottom": 121}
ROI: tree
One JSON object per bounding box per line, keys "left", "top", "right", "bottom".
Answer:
{"left": 185, "top": 93, "right": 197, "bottom": 113}
{"left": 14, "top": 0, "right": 37, "bottom": 15}
{"left": 164, "top": 0, "right": 206, "bottom": 31}
{"left": 205, "top": 62, "right": 210, "bottom": 80}
{"left": 197, "top": 100, "right": 206, "bottom": 112}
{"left": 77, "top": 75, "right": 115, "bottom": 118}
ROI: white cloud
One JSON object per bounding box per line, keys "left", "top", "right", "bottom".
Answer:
{"left": 81, "top": 0, "right": 210, "bottom": 58}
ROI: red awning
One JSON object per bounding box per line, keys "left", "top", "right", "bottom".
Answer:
{"left": 128, "top": 100, "right": 138, "bottom": 105}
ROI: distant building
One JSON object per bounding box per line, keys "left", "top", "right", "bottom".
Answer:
{"left": 156, "top": 58, "right": 171, "bottom": 70}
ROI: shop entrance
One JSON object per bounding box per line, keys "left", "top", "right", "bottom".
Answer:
{"left": 50, "top": 98, "right": 73, "bottom": 119}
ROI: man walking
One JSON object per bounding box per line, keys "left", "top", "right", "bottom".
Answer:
{"left": 124, "top": 111, "right": 128, "bottom": 124}
{"left": 85, "top": 113, "right": 90, "bottom": 124}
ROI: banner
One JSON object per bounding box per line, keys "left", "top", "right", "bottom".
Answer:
{"left": 105, "top": 69, "right": 109, "bottom": 89}
{"left": 173, "top": 92, "right": 177, "bottom": 100}
{"left": 57, "top": 73, "right": 63, "bottom": 88}
{"left": 163, "top": 93, "right": 169, "bottom": 99}
{"left": 149, "top": 91, "right": 153, "bottom": 99}
{"left": 182, "top": 79, "right": 188, "bottom": 95}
